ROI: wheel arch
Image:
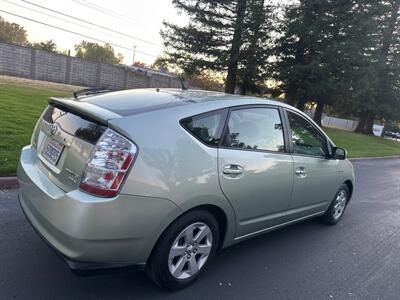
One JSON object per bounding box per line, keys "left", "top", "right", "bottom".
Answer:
{"left": 185, "top": 204, "right": 228, "bottom": 250}
{"left": 344, "top": 180, "right": 354, "bottom": 201}
{"left": 146, "top": 202, "right": 234, "bottom": 265}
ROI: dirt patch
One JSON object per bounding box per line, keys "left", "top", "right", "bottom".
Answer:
{"left": 0, "top": 75, "right": 85, "bottom": 92}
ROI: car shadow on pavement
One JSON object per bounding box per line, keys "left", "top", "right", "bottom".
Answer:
{"left": 20, "top": 218, "right": 340, "bottom": 299}
{"left": 1, "top": 188, "right": 355, "bottom": 299}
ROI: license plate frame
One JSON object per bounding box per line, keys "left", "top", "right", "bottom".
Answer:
{"left": 43, "top": 139, "right": 65, "bottom": 165}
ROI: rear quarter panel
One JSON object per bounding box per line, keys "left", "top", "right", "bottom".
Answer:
{"left": 108, "top": 108, "right": 237, "bottom": 247}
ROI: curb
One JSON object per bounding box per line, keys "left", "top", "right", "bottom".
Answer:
{"left": 349, "top": 155, "right": 400, "bottom": 161}
{"left": 0, "top": 177, "right": 18, "bottom": 190}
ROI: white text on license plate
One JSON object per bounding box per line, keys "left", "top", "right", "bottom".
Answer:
{"left": 43, "top": 139, "right": 64, "bottom": 165}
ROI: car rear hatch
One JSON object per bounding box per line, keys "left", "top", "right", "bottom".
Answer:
{"left": 31, "top": 97, "right": 122, "bottom": 192}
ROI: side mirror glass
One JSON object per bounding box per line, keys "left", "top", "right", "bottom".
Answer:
{"left": 332, "top": 147, "right": 347, "bottom": 160}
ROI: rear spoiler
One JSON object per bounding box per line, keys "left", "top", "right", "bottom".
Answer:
{"left": 48, "top": 97, "right": 121, "bottom": 125}
{"left": 72, "top": 88, "right": 111, "bottom": 99}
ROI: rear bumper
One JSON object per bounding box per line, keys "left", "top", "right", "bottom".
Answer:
{"left": 17, "top": 145, "right": 182, "bottom": 270}
{"left": 19, "top": 195, "right": 144, "bottom": 272}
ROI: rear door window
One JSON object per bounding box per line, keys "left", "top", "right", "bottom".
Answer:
{"left": 222, "top": 107, "right": 285, "bottom": 152}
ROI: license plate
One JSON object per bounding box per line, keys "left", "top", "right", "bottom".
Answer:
{"left": 43, "top": 139, "right": 64, "bottom": 165}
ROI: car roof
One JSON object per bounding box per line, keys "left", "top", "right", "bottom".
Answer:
{"left": 69, "top": 87, "right": 334, "bottom": 146}
{"left": 79, "top": 88, "right": 299, "bottom": 117}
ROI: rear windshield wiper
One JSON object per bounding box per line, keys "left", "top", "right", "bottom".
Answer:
{"left": 73, "top": 88, "right": 111, "bottom": 99}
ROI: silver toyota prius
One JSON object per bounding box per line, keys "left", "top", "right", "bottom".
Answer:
{"left": 18, "top": 88, "right": 355, "bottom": 290}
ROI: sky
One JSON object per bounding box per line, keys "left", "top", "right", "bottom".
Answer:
{"left": 0, "top": 0, "right": 188, "bottom": 65}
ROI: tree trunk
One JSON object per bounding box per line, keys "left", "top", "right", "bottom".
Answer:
{"left": 285, "top": 83, "right": 297, "bottom": 106}
{"left": 297, "top": 97, "right": 306, "bottom": 111}
{"left": 355, "top": 111, "right": 368, "bottom": 133}
{"left": 286, "top": 96, "right": 296, "bottom": 106}
{"left": 240, "top": 0, "right": 265, "bottom": 96}
{"left": 365, "top": 114, "right": 375, "bottom": 135}
{"left": 313, "top": 101, "right": 324, "bottom": 126}
{"left": 225, "top": 0, "right": 247, "bottom": 94}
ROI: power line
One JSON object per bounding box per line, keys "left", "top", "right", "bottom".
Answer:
{"left": 0, "top": 9, "right": 158, "bottom": 58}
{"left": 2, "top": 0, "right": 133, "bottom": 42}
{"left": 21, "top": 0, "right": 161, "bottom": 47}
{"left": 72, "top": 0, "right": 138, "bottom": 26}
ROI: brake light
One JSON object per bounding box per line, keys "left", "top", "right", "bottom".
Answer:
{"left": 80, "top": 128, "right": 137, "bottom": 197}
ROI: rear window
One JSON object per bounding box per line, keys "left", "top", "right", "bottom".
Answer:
{"left": 181, "top": 110, "right": 227, "bottom": 146}
{"left": 42, "top": 105, "right": 106, "bottom": 144}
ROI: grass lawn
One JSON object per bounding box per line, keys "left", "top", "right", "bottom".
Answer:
{"left": 0, "top": 82, "right": 71, "bottom": 175}
{"left": 324, "top": 127, "right": 400, "bottom": 158}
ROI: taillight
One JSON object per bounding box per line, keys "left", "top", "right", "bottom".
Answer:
{"left": 80, "top": 128, "right": 137, "bottom": 197}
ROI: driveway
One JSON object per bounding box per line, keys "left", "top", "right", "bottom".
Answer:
{"left": 1, "top": 158, "right": 400, "bottom": 299}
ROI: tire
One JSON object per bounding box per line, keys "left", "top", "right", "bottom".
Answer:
{"left": 146, "top": 209, "right": 220, "bottom": 290}
{"left": 320, "top": 184, "right": 350, "bottom": 225}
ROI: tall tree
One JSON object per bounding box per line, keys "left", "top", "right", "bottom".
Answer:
{"left": 225, "top": 0, "right": 247, "bottom": 93}
{"left": 238, "top": 0, "right": 273, "bottom": 95}
{"left": 0, "top": 16, "right": 28, "bottom": 46}
{"left": 273, "top": 0, "right": 332, "bottom": 114}
{"left": 161, "top": 0, "right": 259, "bottom": 94}
{"left": 346, "top": 0, "right": 400, "bottom": 134}
{"left": 367, "top": 0, "right": 400, "bottom": 133}
{"left": 272, "top": 0, "right": 400, "bottom": 129}
{"left": 273, "top": 0, "right": 359, "bottom": 124}
{"left": 75, "top": 41, "right": 123, "bottom": 64}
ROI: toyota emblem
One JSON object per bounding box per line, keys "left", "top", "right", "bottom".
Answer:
{"left": 50, "top": 123, "right": 59, "bottom": 136}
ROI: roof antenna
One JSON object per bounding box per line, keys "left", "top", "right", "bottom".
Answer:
{"left": 179, "top": 74, "right": 187, "bottom": 90}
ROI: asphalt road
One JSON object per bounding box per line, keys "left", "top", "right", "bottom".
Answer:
{"left": 1, "top": 158, "right": 400, "bottom": 299}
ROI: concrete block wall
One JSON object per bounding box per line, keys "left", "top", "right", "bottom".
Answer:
{"left": 0, "top": 42, "right": 181, "bottom": 90}
{"left": 0, "top": 43, "right": 31, "bottom": 78}
{"left": 35, "top": 50, "right": 67, "bottom": 82}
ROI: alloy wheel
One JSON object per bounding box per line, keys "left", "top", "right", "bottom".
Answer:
{"left": 168, "top": 222, "right": 213, "bottom": 279}
{"left": 333, "top": 190, "right": 347, "bottom": 220}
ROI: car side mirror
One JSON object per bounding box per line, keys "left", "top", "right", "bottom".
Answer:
{"left": 332, "top": 147, "right": 347, "bottom": 160}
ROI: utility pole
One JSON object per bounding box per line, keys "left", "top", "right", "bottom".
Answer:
{"left": 132, "top": 44, "right": 137, "bottom": 65}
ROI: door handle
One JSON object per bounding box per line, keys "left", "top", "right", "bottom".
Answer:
{"left": 295, "top": 167, "right": 307, "bottom": 178}
{"left": 223, "top": 164, "right": 244, "bottom": 176}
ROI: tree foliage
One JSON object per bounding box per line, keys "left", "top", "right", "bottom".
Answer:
{"left": 163, "top": 0, "right": 400, "bottom": 132}
{"left": 237, "top": 0, "right": 274, "bottom": 95}
{"left": 0, "top": 15, "right": 28, "bottom": 46}
{"left": 151, "top": 56, "right": 171, "bottom": 72}
{"left": 188, "top": 70, "right": 224, "bottom": 91}
{"left": 161, "top": 0, "right": 275, "bottom": 94}
{"left": 273, "top": 0, "right": 369, "bottom": 123}
{"left": 31, "top": 39, "right": 59, "bottom": 53}
{"left": 74, "top": 41, "right": 123, "bottom": 64}
{"left": 132, "top": 61, "right": 148, "bottom": 68}
{"left": 273, "top": 0, "right": 400, "bottom": 131}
